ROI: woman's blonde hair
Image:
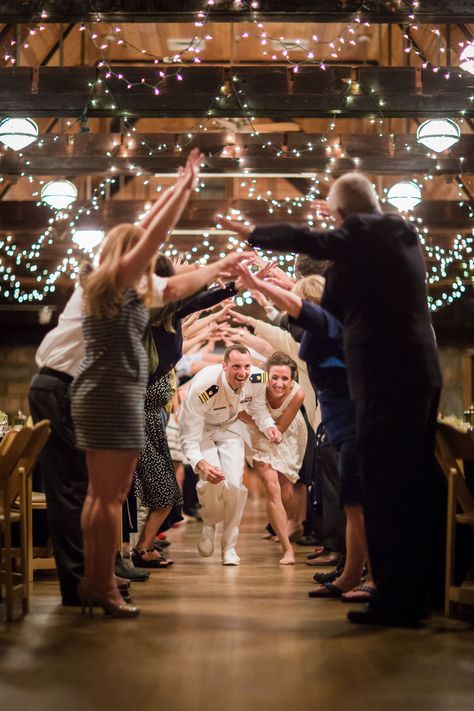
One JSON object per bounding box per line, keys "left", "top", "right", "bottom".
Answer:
{"left": 292, "top": 274, "right": 325, "bottom": 304}
{"left": 81, "top": 223, "right": 155, "bottom": 318}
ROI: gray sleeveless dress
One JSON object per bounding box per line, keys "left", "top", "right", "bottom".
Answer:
{"left": 71, "top": 287, "right": 149, "bottom": 450}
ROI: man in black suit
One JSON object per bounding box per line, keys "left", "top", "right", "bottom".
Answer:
{"left": 219, "top": 173, "right": 442, "bottom": 625}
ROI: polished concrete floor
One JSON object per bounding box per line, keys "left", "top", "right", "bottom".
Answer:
{"left": 1, "top": 504, "right": 474, "bottom": 711}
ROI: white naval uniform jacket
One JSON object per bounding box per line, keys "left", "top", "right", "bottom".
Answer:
{"left": 179, "top": 363, "right": 274, "bottom": 472}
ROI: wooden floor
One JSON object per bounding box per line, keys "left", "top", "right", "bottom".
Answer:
{"left": 1, "top": 503, "right": 474, "bottom": 711}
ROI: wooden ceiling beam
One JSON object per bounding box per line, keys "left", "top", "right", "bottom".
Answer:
{"left": 1, "top": 132, "right": 474, "bottom": 176}
{"left": 0, "top": 66, "right": 473, "bottom": 119}
{"left": 1, "top": 1, "right": 473, "bottom": 24}
{"left": 0, "top": 199, "right": 472, "bottom": 232}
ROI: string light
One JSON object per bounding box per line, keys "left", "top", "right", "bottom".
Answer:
{"left": 1, "top": 6, "right": 473, "bottom": 313}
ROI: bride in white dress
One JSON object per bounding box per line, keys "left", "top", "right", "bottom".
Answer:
{"left": 240, "top": 351, "right": 307, "bottom": 565}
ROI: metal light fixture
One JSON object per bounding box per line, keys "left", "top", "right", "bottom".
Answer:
{"left": 0, "top": 117, "right": 39, "bottom": 151}
{"left": 387, "top": 180, "right": 422, "bottom": 212}
{"left": 41, "top": 179, "right": 78, "bottom": 210}
{"left": 460, "top": 41, "right": 474, "bottom": 75}
{"left": 72, "top": 229, "right": 104, "bottom": 251}
{"left": 416, "top": 119, "right": 461, "bottom": 153}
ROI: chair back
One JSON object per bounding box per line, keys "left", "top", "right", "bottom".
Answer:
{"left": 0, "top": 427, "right": 36, "bottom": 513}
{"left": 18, "top": 420, "right": 51, "bottom": 478}
{"left": 436, "top": 421, "right": 474, "bottom": 514}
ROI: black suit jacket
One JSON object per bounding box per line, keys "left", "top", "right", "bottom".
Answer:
{"left": 249, "top": 213, "right": 442, "bottom": 399}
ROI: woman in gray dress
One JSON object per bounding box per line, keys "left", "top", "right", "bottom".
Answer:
{"left": 71, "top": 150, "right": 252, "bottom": 618}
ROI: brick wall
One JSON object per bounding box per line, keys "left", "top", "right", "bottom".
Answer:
{"left": 0, "top": 345, "right": 37, "bottom": 422}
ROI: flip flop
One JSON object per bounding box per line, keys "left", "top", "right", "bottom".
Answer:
{"left": 341, "top": 585, "right": 377, "bottom": 603}
{"left": 308, "top": 582, "right": 345, "bottom": 598}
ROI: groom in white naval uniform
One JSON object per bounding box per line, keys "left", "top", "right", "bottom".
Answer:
{"left": 179, "top": 344, "right": 281, "bottom": 565}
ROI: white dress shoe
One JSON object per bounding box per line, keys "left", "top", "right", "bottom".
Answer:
{"left": 197, "top": 524, "right": 215, "bottom": 557}
{"left": 222, "top": 548, "right": 240, "bottom": 566}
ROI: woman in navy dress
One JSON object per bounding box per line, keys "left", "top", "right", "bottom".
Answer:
{"left": 234, "top": 266, "right": 375, "bottom": 601}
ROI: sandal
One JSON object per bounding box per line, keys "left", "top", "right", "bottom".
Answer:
{"left": 131, "top": 547, "right": 174, "bottom": 569}
{"left": 341, "top": 585, "right": 377, "bottom": 603}
{"left": 306, "top": 553, "right": 341, "bottom": 567}
{"left": 308, "top": 582, "right": 345, "bottom": 598}
{"left": 307, "top": 547, "right": 328, "bottom": 560}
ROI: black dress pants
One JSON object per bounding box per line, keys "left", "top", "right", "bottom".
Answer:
{"left": 314, "top": 426, "right": 346, "bottom": 553}
{"left": 356, "top": 386, "right": 441, "bottom": 617}
{"left": 28, "top": 372, "right": 88, "bottom": 600}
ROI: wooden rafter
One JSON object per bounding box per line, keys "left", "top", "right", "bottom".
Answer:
{"left": 0, "top": 66, "right": 473, "bottom": 119}
{"left": 1, "top": 132, "right": 473, "bottom": 176}
{"left": 0, "top": 1, "right": 474, "bottom": 24}
{"left": 0, "top": 199, "right": 471, "bottom": 234}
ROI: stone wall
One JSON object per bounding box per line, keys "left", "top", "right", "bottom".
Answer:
{"left": 438, "top": 346, "right": 473, "bottom": 419}
{"left": 0, "top": 345, "right": 37, "bottom": 422}
{"left": 0, "top": 343, "right": 472, "bottom": 425}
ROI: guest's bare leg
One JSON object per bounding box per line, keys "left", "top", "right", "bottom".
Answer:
{"left": 350, "top": 504, "right": 375, "bottom": 586}
{"left": 332, "top": 505, "right": 366, "bottom": 591}
{"left": 80, "top": 490, "right": 93, "bottom": 583}
{"left": 135, "top": 506, "right": 173, "bottom": 561}
{"left": 285, "top": 480, "right": 306, "bottom": 539}
{"left": 83, "top": 449, "right": 137, "bottom": 605}
{"left": 256, "top": 462, "right": 295, "bottom": 565}
{"left": 278, "top": 473, "right": 295, "bottom": 533}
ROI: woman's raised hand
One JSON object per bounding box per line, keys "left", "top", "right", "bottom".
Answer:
{"left": 178, "top": 148, "right": 205, "bottom": 191}
{"left": 216, "top": 214, "right": 255, "bottom": 240}
{"left": 217, "top": 251, "right": 256, "bottom": 278}
{"left": 233, "top": 262, "right": 260, "bottom": 290}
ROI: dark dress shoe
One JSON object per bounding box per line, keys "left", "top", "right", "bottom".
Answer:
{"left": 295, "top": 535, "right": 323, "bottom": 547}
{"left": 115, "top": 553, "right": 150, "bottom": 582}
{"left": 347, "top": 605, "right": 423, "bottom": 627}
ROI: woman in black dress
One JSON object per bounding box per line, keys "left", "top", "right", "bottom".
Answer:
{"left": 132, "top": 257, "right": 239, "bottom": 568}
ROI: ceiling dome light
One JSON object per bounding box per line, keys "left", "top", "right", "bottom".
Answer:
{"left": 460, "top": 41, "right": 474, "bottom": 75}
{"left": 0, "top": 117, "right": 39, "bottom": 151}
{"left": 72, "top": 229, "right": 104, "bottom": 251}
{"left": 416, "top": 119, "right": 460, "bottom": 153}
{"left": 41, "top": 179, "right": 78, "bottom": 210}
{"left": 387, "top": 180, "right": 422, "bottom": 212}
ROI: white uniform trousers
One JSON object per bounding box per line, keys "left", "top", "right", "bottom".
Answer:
{"left": 196, "top": 428, "right": 248, "bottom": 553}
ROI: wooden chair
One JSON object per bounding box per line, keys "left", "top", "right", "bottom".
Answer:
{"left": 22, "top": 422, "right": 52, "bottom": 581}
{"left": 435, "top": 421, "right": 474, "bottom": 615}
{"left": 10, "top": 422, "right": 55, "bottom": 580}
{"left": 0, "top": 427, "right": 35, "bottom": 621}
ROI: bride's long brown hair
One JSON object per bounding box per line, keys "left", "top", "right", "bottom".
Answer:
{"left": 81, "top": 223, "right": 156, "bottom": 318}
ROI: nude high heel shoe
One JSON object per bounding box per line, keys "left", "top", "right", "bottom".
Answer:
{"left": 77, "top": 579, "right": 140, "bottom": 619}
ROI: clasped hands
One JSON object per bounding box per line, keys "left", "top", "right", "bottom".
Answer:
{"left": 196, "top": 460, "right": 226, "bottom": 484}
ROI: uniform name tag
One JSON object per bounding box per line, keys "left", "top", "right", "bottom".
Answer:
{"left": 213, "top": 406, "right": 227, "bottom": 411}
{"left": 242, "top": 396, "right": 252, "bottom": 403}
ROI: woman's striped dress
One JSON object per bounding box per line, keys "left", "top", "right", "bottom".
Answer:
{"left": 71, "top": 287, "right": 149, "bottom": 450}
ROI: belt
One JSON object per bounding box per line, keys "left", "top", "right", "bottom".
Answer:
{"left": 39, "top": 366, "right": 74, "bottom": 384}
